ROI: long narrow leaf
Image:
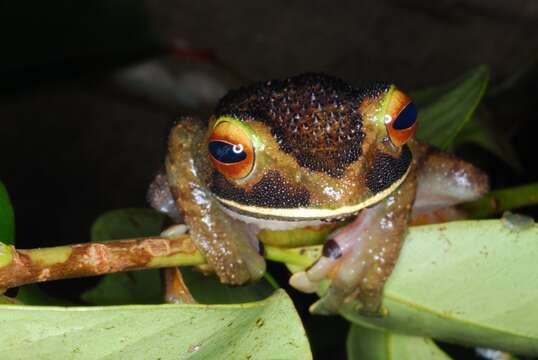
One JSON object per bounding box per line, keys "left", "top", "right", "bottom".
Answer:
{"left": 414, "top": 66, "right": 489, "bottom": 149}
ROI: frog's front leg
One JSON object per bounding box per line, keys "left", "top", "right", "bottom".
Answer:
{"left": 166, "top": 118, "right": 266, "bottom": 285}
{"left": 290, "top": 143, "right": 489, "bottom": 315}
{"left": 292, "top": 169, "right": 418, "bottom": 315}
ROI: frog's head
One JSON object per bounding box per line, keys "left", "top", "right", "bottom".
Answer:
{"left": 204, "top": 73, "right": 418, "bottom": 222}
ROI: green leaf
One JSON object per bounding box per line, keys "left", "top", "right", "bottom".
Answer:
{"left": 82, "top": 268, "right": 274, "bottom": 306}
{"left": 347, "top": 324, "right": 451, "bottom": 360}
{"left": 341, "top": 220, "right": 538, "bottom": 356}
{"left": 91, "top": 208, "right": 168, "bottom": 240}
{"left": 0, "top": 296, "right": 18, "bottom": 304}
{"left": 16, "top": 285, "right": 75, "bottom": 306}
{"left": 82, "top": 270, "right": 163, "bottom": 305}
{"left": 85, "top": 208, "right": 273, "bottom": 305}
{"left": 0, "top": 184, "right": 74, "bottom": 307}
{"left": 80, "top": 209, "right": 164, "bottom": 304}
{"left": 414, "top": 66, "right": 489, "bottom": 149}
{"left": 181, "top": 268, "right": 274, "bottom": 304}
{"left": 83, "top": 209, "right": 167, "bottom": 304}
{"left": 0, "top": 181, "right": 15, "bottom": 245}
{"left": 0, "top": 181, "right": 15, "bottom": 303}
{"left": 0, "top": 289, "right": 312, "bottom": 359}
{"left": 455, "top": 109, "right": 522, "bottom": 171}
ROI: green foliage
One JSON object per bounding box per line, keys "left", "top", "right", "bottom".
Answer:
{"left": 0, "top": 181, "right": 15, "bottom": 245}
{"left": 344, "top": 66, "right": 538, "bottom": 359}
{"left": 414, "top": 65, "right": 489, "bottom": 149}
{"left": 413, "top": 65, "right": 521, "bottom": 169}
{"left": 82, "top": 270, "right": 163, "bottom": 305}
{"left": 82, "top": 209, "right": 168, "bottom": 304}
{"left": 91, "top": 208, "right": 168, "bottom": 240}
{"left": 1, "top": 207, "right": 308, "bottom": 359}
{"left": 347, "top": 324, "right": 450, "bottom": 360}
{"left": 455, "top": 110, "right": 522, "bottom": 171}
{"left": 16, "top": 285, "right": 75, "bottom": 306}
{"left": 343, "top": 221, "right": 538, "bottom": 356}
{"left": 2, "top": 66, "right": 538, "bottom": 359}
{"left": 0, "top": 182, "right": 77, "bottom": 305}
{"left": 83, "top": 209, "right": 274, "bottom": 305}
{"left": 0, "top": 181, "right": 15, "bottom": 302}
{"left": 0, "top": 290, "right": 312, "bottom": 360}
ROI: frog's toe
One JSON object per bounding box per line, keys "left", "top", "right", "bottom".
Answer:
{"left": 288, "top": 242, "right": 343, "bottom": 294}
{"left": 289, "top": 271, "right": 319, "bottom": 293}
{"left": 308, "top": 280, "right": 386, "bottom": 316}
{"left": 289, "top": 217, "right": 367, "bottom": 310}
{"left": 160, "top": 224, "right": 189, "bottom": 238}
{"left": 308, "top": 286, "right": 348, "bottom": 315}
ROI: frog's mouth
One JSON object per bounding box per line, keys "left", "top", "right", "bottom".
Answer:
{"left": 215, "top": 163, "right": 410, "bottom": 222}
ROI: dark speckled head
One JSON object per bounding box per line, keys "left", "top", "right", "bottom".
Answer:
{"left": 216, "top": 73, "right": 388, "bottom": 177}
{"left": 204, "top": 73, "right": 417, "bottom": 221}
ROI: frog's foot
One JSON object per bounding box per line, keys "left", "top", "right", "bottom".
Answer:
{"left": 291, "top": 175, "right": 417, "bottom": 315}
{"left": 291, "top": 206, "right": 397, "bottom": 314}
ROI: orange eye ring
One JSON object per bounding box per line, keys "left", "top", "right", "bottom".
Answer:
{"left": 385, "top": 90, "right": 418, "bottom": 146}
{"left": 208, "top": 119, "right": 255, "bottom": 179}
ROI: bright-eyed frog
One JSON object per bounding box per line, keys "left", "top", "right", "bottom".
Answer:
{"left": 148, "top": 73, "right": 488, "bottom": 314}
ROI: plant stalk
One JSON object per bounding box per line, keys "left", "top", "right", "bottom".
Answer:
{"left": 0, "top": 236, "right": 317, "bottom": 290}
{"left": 0, "top": 236, "right": 204, "bottom": 289}
{"left": 462, "top": 183, "right": 538, "bottom": 218}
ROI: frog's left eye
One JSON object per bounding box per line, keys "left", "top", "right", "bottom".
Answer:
{"left": 208, "top": 120, "right": 254, "bottom": 179}
{"left": 385, "top": 98, "right": 418, "bottom": 146}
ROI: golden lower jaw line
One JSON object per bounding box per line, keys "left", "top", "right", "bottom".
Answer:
{"left": 216, "top": 165, "right": 410, "bottom": 221}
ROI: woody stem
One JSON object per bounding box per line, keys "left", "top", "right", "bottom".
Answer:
{"left": 0, "top": 236, "right": 317, "bottom": 290}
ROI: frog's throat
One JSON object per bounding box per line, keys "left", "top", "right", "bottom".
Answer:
{"left": 215, "top": 165, "right": 411, "bottom": 221}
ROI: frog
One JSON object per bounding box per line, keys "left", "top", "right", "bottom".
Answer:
{"left": 148, "top": 73, "right": 489, "bottom": 314}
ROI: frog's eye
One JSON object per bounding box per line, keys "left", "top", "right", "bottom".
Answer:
{"left": 208, "top": 120, "right": 254, "bottom": 179}
{"left": 385, "top": 96, "right": 418, "bottom": 146}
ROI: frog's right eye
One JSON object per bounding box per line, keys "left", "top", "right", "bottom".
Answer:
{"left": 208, "top": 141, "right": 247, "bottom": 163}
{"left": 208, "top": 120, "right": 254, "bottom": 179}
{"left": 384, "top": 90, "right": 418, "bottom": 146}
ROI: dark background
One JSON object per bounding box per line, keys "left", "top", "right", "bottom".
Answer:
{"left": 1, "top": 1, "right": 537, "bottom": 358}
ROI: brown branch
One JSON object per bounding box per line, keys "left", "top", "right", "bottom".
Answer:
{"left": 0, "top": 234, "right": 319, "bottom": 290}
{"left": 0, "top": 236, "right": 204, "bottom": 289}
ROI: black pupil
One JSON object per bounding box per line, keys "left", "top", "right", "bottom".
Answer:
{"left": 208, "top": 140, "right": 247, "bottom": 163}
{"left": 393, "top": 102, "right": 417, "bottom": 130}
